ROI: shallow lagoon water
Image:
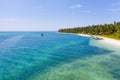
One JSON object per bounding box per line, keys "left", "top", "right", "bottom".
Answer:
{"left": 0, "top": 32, "right": 120, "bottom": 80}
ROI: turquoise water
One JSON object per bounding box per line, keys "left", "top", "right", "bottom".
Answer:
{"left": 0, "top": 32, "right": 120, "bottom": 80}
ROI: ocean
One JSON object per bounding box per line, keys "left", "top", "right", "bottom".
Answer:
{"left": 0, "top": 32, "right": 120, "bottom": 80}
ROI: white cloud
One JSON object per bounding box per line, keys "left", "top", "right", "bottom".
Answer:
{"left": 0, "top": 18, "right": 17, "bottom": 22}
{"left": 70, "top": 4, "right": 82, "bottom": 9}
{"left": 108, "top": 2, "right": 120, "bottom": 12}
{"left": 109, "top": 8, "right": 120, "bottom": 12}
{"left": 80, "top": 10, "right": 91, "bottom": 13}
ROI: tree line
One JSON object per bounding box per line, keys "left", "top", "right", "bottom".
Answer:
{"left": 58, "top": 22, "right": 120, "bottom": 39}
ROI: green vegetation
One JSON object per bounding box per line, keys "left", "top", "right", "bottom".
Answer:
{"left": 58, "top": 22, "right": 120, "bottom": 40}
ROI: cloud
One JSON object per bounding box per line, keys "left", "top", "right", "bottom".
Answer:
{"left": 108, "top": 2, "right": 120, "bottom": 12}
{"left": 109, "top": 8, "right": 120, "bottom": 12}
{"left": 70, "top": 4, "right": 82, "bottom": 9}
{"left": 80, "top": 10, "right": 91, "bottom": 13}
{"left": 0, "top": 18, "right": 17, "bottom": 22}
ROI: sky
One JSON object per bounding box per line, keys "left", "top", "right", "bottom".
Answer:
{"left": 0, "top": 0, "right": 120, "bottom": 31}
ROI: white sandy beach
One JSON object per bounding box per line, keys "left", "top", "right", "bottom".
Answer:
{"left": 77, "top": 34, "right": 91, "bottom": 37}
{"left": 100, "top": 37, "right": 120, "bottom": 46}
{"left": 77, "top": 34, "right": 120, "bottom": 46}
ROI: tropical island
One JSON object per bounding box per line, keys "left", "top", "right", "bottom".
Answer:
{"left": 58, "top": 21, "right": 120, "bottom": 40}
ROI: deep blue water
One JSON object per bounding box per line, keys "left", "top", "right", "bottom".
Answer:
{"left": 0, "top": 32, "right": 119, "bottom": 80}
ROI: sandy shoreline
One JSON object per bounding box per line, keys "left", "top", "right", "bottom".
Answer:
{"left": 77, "top": 34, "right": 91, "bottom": 37}
{"left": 77, "top": 34, "right": 120, "bottom": 46}
{"left": 59, "top": 33, "right": 120, "bottom": 45}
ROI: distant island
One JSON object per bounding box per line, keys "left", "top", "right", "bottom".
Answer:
{"left": 58, "top": 22, "right": 120, "bottom": 40}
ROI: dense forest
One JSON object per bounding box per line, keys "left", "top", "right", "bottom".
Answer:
{"left": 58, "top": 22, "right": 120, "bottom": 39}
